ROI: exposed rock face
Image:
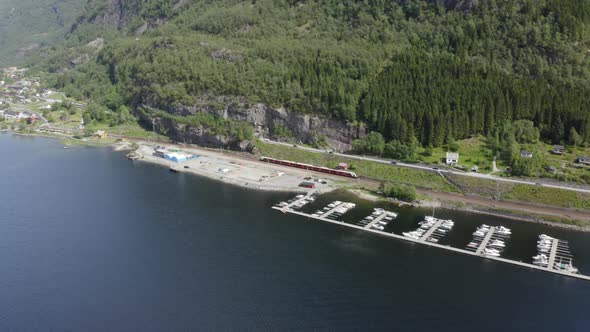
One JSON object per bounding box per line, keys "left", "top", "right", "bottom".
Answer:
{"left": 140, "top": 97, "right": 364, "bottom": 152}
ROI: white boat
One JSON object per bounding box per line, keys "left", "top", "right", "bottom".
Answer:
{"left": 467, "top": 242, "right": 478, "bottom": 248}
{"left": 539, "top": 234, "right": 554, "bottom": 240}
{"left": 560, "top": 264, "right": 579, "bottom": 274}
{"left": 365, "top": 216, "right": 374, "bottom": 221}
{"left": 483, "top": 248, "right": 501, "bottom": 257}
{"left": 403, "top": 231, "right": 421, "bottom": 239}
{"left": 371, "top": 224, "right": 385, "bottom": 231}
{"left": 496, "top": 226, "right": 511, "bottom": 235}
{"left": 533, "top": 254, "right": 549, "bottom": 266}
{"left": 489, "top": 240, "right": 505, "bottom": 248}
{"left": 377, "top": 221, "right": 388, "bottom": 226}
{"left": 473, "top": 231, "right": 486, "bottom": 237}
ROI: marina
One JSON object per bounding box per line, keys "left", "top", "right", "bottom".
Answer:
{"left": 273, "top": 194, "right": 590, "bottom": 282}
{"left": 534, "top": 235, "right": 579, "bottom": 274}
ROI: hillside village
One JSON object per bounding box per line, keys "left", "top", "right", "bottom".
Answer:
{"left": 0, "top": 67, "right": 59, "bottom": 122}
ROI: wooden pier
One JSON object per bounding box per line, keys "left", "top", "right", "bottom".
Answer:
{"left": 547, "top": 239, "right": 559, "bottom": 270}
{"left": 364, "top": 212, "right": 390, "bottom": 229}
{"left": 475, "top": 227, "right": 496, "bottom": 255}
{"left": 419, "top": 219, "right": 444, "bottom": 241}
{"left": 320, "top": 202, "right": 346, "bottom": 218}
{"left": 272, "top": 206, "right": 590, "bottom": 282}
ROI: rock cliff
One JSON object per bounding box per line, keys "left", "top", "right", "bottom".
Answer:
{"left": 140, "top": 97, "right": 365, "bottom": 152}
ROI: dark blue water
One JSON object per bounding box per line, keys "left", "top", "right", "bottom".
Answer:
{"left": 1, "top": 133, "right": 589, "bottom": 331}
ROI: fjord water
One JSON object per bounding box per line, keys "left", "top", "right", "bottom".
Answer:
{"left": 1, "top": 133, "right": 589, "bottom": 331}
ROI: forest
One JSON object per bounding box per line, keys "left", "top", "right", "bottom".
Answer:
{"left": 26, "top": 0, "right": 590, "bottom": 147}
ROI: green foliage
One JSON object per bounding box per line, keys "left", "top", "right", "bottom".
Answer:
{"left": 447, "top": 138, "right": 459, "bottom": 152}
{"left": 271, "top": 123, "right": 292, "bottom": 139}
{"left": 513, "top": 120, "right": 540, "bottom": 144}
{"left": 569, "top": 127, "right": 583, "bottom": 146}
{"left": 145, "top": 108, "right": 253, "bottom": 141}
{"left": 352, "top": 132, "right": 385, "bottom": 155}
{"left": 384, "top": 183, "right": 417, "bottom": 202}
{"left": 11, "top": 0, "right": 590, "bottom": 148}
{"left": 383, "top": 139, "right": 418, "bottom": 161}
{"left": 0, "top": 0, "right": 85, "bottom": 66}
{"left": 511, "top": 153, "right": 544, "bottom": 177}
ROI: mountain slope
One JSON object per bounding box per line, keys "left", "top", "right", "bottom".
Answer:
{"left": 0, "top": 0, "right": 86, "bottom": 66}
{"left": 28, "top": 0, "right": 590, "bottom": 147}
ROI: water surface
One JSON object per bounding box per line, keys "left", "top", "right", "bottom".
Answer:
{"left": 0, "top": 133, "right": 589, "bottom": 331}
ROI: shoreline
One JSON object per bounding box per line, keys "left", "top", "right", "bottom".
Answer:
{"left": 5, "top": 129, "right": 590, "bottom": 231}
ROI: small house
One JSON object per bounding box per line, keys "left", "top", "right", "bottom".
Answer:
{"left": 520, "top": 151, "right": 533, "bottom": 158}
{"left": 552, "top": 145, "right": 565, "bottom": 155}
{"left": 445, "top": 152, "right": 459, "bottom": 165}
{"left": 336, "top": 162, "right": 349, "bottom": 170}
{"left": 165, "top": 152, "right": 190, "bottom": 162}
{"left": 94, "top": 130, "right": 107, "bottom": 139}
{"left": 576, "top": 156, "right": 590, "bottom": 166}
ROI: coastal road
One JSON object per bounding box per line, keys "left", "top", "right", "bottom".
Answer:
{"left": 262, "top": 139, "right": 590, "bottom": 194}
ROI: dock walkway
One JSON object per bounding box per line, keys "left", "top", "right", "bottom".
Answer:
{"left": 547, "top": 239, "right": 559, "bottom": 269}
{"left": 320, "top": 202, "right": 345, "bottom": 218}
{"left": 364, "top": 213, "right": 389, "bottom": 229}
{"left": 419, "top": 219, "right": 444, "bottom": 242}
{"left": 476, "top": 228, "right": 496, "bottom": 255}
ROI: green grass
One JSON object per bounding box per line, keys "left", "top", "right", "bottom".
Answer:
{"left": 489, "top": 208, "right": 590, "bottom": 227}
{"left": 84, "top": 122, "right": 169, "bottom": 140}
{"left": 257, "top": 142, "right": 456, "bottom": 192}
{"left": 501, "top": 185, "right": 590, "bottom": 210}
{"left": 416, "top": 136, "right": 499, "bottom": 173}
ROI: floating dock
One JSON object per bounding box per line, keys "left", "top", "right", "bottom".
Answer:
{"left": 364, "top": 213, "right": 390, "bottom": 229}
{"left": 547, "top": 239, "right": 559, "bottom": 269}
{"left": 419, "top": 219, "right": 447, "bottom": 242}
{"left": 475, "top": 228, "right": 496, "bottom": 255}
{"left": 273, "top": 196, "right": 590, "bottom": 282}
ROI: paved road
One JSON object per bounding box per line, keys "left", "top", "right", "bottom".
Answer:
{"left": 263, "top": 140, "right": 590, "bottom": 194}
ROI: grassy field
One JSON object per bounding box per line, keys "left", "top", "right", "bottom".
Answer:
{"left": 256, "top": 142, "right": 457, "bottom": 192}
{"left": 417, "top": 136, "right": 590, "bottom": 182}
{"left": 501, "top": 184, "right": 590, "bottom": 210}
{"left": 416, "top": 136, "right": 501, "bottom": 172}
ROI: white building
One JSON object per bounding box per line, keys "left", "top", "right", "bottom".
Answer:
{"left": 445, "top": 152, "right": 459, "bottom": 165}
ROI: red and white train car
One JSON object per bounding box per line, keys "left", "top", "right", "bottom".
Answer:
{"left": 259, "top": 157, "right": 358, "bottom": 178}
